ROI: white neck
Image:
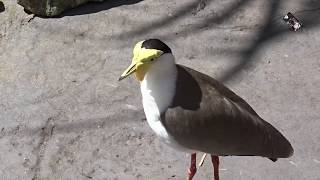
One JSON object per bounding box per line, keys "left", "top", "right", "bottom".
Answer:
{"left": 140, "top": 54, "right": 193, "bottom": 152}
{"left": 140, "top": 53, "right": 177, "bottom": 114}
{"left": 140, "top": 54, "right": 177, "bottom": 139}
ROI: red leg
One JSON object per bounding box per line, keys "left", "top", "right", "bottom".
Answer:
{"left": 187, "top": 153, "right": 197, "bottom": 180}
{"left": 211, "top": 155, "right": 220, "bottom": 180}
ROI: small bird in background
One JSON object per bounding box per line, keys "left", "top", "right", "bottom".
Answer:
{"left": 119, "top": 39, "right": 293, "bottom": 180}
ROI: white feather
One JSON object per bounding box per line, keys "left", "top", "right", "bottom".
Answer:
{"left": 140, "top": 54, "right": 192, "bottom": 152}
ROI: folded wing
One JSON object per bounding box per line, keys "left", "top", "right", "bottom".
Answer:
{"left": 161, "top": 65, "right": 293, "bottom": 158}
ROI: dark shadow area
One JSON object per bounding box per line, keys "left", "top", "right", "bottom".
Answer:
{"left": 23, "top": 8, "right": 33, "bottom": 14}
{"left": 218, "top": 0, "right": 320, "bottom": 82}
{"left": 166, "top": 0, "right": 254, "bottom": 39}
{"left": 118, "top": 0, "right": 252, "bottom": 39}
{"left": 58, "top": 0, "right": 144, "bottom": 17}
{"left": 153, "top": 0, "right": 320, "bottom": 82}
{"left": 0, "top": 1, "right": 5, "bottom": 13}
{"left": 219, "top": 0, "right": 283, "bottom": 82}
{"left": 116, "top": 0, "right": 320, "bottom": 82}
{"left": 169, "top": 65, "right": 202, "bottom": 110}
{"left": 117, "top": 0, "right": 214, "bottom": 39}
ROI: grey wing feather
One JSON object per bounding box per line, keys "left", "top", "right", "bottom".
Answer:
{"left": 161, "top": 65, "right": 293, "bottom": 158}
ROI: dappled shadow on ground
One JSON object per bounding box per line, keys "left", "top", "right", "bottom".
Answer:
{"left": 58, "top": 0, "right": 144, "bottom": 17}
{"left": 219, "top": 0, "right": 283, "bottom": 82}
{"left": 2, "top": 0, "right": 319, "bottom": 138}
{"left": 219, "top": 0, "right": 320, "bottom": 82}
{"left": 24, "top": 0, "right": 320, "bottom": 81}
{"left": 119, "top": 0, "right": 253, "bottom": 39}
{"left": 118, "top": 0, "right": 320, "bottom": 82}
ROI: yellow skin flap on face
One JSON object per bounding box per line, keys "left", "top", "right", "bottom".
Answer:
{"left": 120, "top": 41, "right": 164, "bottom": 81}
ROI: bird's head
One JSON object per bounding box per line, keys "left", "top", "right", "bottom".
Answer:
{"left": 119, "top": 39, "right": 172, "bottom": 81}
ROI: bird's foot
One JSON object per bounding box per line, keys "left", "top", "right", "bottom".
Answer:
{"left": 187, "top": 153, "right": 197, "bottom": 180}
{"left": 187, "top": 166, "right": 197, "bottom": 180}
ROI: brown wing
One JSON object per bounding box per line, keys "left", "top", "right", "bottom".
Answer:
{"left": 161, "top": 65, "right": 293, "bottom": 158}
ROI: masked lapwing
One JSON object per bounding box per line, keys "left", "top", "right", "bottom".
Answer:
{"left": 119, "top": 39, "right": 293, "bottom": 180}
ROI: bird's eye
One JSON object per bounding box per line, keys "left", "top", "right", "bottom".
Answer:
{"left": 150, "top": 58, "right": 154, "bottom": 61}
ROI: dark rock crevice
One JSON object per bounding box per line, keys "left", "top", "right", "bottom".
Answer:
{"left": 17, "top": 0, "right": 104, "bottom": 17}
{"left": 30, "top": 116, "right": 57, "bottom": 180}
{"left": 0, "top": 1, "right": 5, "bottom": 13}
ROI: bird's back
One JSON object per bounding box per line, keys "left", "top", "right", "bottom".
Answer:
{"left": 161, "top": 65, "right": 293, "bottom": 159}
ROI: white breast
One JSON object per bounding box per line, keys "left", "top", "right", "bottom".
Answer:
{"left": 140, "top": 54, "right": 192, "bottom": 152}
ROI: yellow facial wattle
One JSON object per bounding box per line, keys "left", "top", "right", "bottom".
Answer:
{"left": 119, "top": 40, "right": 164, "bottom": 81}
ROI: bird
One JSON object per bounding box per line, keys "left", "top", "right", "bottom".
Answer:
{"left": 119, "top": 39, "right": 293, "bottom": 180}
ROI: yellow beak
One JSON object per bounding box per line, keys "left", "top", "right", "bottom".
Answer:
{"left": 118, "top": 61, "right": 137, "bottom": 81}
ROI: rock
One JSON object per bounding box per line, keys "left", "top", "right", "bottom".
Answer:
{"left": 17, "top": 0, "right": 104, "bottom": 17}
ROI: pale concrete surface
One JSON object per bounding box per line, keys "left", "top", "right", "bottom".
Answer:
{"left": 0, "top": 0, "right": 320, "bottom": 179}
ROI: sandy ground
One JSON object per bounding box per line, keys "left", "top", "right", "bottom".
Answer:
{"left": 0, "top": 0, "right": 320, "bottom": 179}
